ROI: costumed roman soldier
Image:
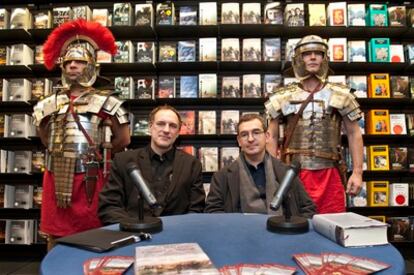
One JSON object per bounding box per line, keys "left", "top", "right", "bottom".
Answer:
{"left": 265, "top": 35, "right": 364, "bottom": 214}
{"left": 32, "top": 19, "right": 130, "bottom": 246}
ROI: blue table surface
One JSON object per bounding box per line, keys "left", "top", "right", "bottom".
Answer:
{"left": 41, "top": 213, "right": 405, "bottom": 275}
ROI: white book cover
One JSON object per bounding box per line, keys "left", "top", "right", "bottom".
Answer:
{"left": 179, "top": 6, "right": 197, "bottom": 26}
{"left": 312, "top": 212, "right": 388, "bottom": 247}
{"left": 308, "top": 4, "right": 326, "bottom": 26}
{"left": 242, "top": 38, "right": 261, "bottom": 61}
{"left": 285, "top": 38, "right": 300, "bottom": 61}
{"left": 199, "top": 147, "right": 219, "bottom": 172}
{"left": 283, "top": 77, "right": 296, "bottom": 86}
{"left": 4, "top": 114, "right": 32, "bottom": 138}
{"left": 7, "top": 44, "right": 33, "bottom": 66}
{"left": 10, "top": 8, "right": 32, "bottom": 29}
{"left": 33, "top": 10, "right": 52, "bottom": 29}
{"left": 348, "top": 4, "right": 366, "bottom": 26}
{"left": 3, "top": 78, "right": 31, "bottom": 102}
{"left": 53, "top": 7, "right": 73, "bottom": 27}
{"left": 178, "top": 41, "right": 196, "bottom": 62}
{"left": 390, "top": 114, "right": 407, "bottom": 135}
{"left": 221, "top": 3, "right": 240, "bottom": 24}
{"left": 221, "top": 110, "right": 239, "bottom": 134}
{"left": 390, "top": 44, "right": 405, "bottom": 63}
{"left": 72, "top": 6, "right": 92, "bottom": 21}
{"left": 4, "top": 184, "right": 33, "bottom": 208}
{"left": 348, "top": 40, "right": 366, "bottom": 62}
{"left": 180, "top": 76, "right": 198, "bottom": 98}
{"left": 242, "top": 74, "right": 262, "bottom": 98}
{"left": 328, "top": 75, "right": 346, "bottom": 85}
{"left": 221, "top": 38, "right": 240, "bottom": 62}
{"left": 347, "top": 75, "right": 367, "bottom": 98}
{"left": 221, "top": 76, "right": 241, "bottom": 98}
{"left": 199, "top": 2, "right": 217, "bottom": 25}
{"left": 199, "top": 38, "right": 217, "bottom": 61}
{"left": 198, "top": 111, "right": 216, "bottom": 135}
{"left": 328, "top": 38, "right": 347, "bottom": 62}
{"left": 389, "top": 183, "right": 409, "bottom": 206}
{"left": 242, "top": 3, "right": 261, "bottom": 24}
{"left": 199, "top": 73, "right": 217, "bottom": 98}
{"left": 327, "top": 2, "right": 347, "bottom": 26}
{"left": 220, "top": 147, "right": 239, "bottom": 168}
{"left": 135, "top": 3, "right": 154, "bottom": 27}
{"left": 92, "top": 9, "right": 109, "bottom": 26}
{"left": 5, "top": 220, "right": 34, "bottom": 244}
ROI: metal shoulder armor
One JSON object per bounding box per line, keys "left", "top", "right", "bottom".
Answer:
{"left": 32, "top": 93, "right": 69, "bottom": 127}
{"left": 327, "top": 82, "right": 362, "bottom": 121}
{"left": 99, "top": 92, "right": 129, "bottom": 124}
{"left": 265, "top": 83, "right": 300, "bottom": 119}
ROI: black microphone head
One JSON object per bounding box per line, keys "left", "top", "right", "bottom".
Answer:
{"left": 126, "top": 162, "right": 139, "bottom": 174}
{"left": 290, "top": 160, "right": 301, "bottom": 174}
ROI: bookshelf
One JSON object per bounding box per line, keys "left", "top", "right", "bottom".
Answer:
{"left": 1, "top": 0, "right": 414, "bottom": 256}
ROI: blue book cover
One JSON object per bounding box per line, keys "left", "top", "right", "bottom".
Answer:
{"left": 180, "top": 76, "right": 198, "bottom": 98}
{"left": 178, "top": 41, "right": 196, "bottom": 62}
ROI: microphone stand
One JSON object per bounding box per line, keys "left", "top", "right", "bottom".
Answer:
{"left": 267, "top": 193, "right": 309, "bottom": 234}
{"left": 120, "top": 192, "right": 163, "bottom": 233}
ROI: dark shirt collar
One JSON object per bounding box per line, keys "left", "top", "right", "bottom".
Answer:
{"left": 149, "top": 145, "right": 175, "bottom": 162}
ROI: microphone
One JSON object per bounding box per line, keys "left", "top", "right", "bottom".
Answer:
{"left": 270, "top": 161, "right": 301, "bottom": 211}
{"left": 126, "top": 162, "right": 158, "bottom": 207}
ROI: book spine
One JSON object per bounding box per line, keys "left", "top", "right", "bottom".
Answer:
{"left": 312, "top": 216, "right": 344, "bottom": 246}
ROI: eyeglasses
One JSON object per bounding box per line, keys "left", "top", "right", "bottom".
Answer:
{"left": 238, "top": 130, "right": 265, "bottom": 141}
{"left": 153, "top": 121, "right": 179, "bottom": 130}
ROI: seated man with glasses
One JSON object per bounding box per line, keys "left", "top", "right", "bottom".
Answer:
{"left": 205, "top": 114, "right": 315, "bottom": 216}
{"left": 99, "top": 105, "right": 205, "bottom": 224}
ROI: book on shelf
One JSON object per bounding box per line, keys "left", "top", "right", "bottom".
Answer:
{"left": 389, "top": 183, "right": 409, "bottom": 206}
{"left": 178, "top": 110, "right": 196, "bottom": 135}
{"left": 0, "top": 186, "right": 3, "bottom": 206}
{"left": 2, "top": 78, "right": 32, "bottom": 102}
{"left": 348, "top": 40, "right": 366, "bottom": 62}
{"left": 369, "top": 38, "right": 390, "bottom": 62}
{"left": 198, "top": 110, "right": 216, "bottom": 135}
{"left": 132, "top": 114, "right": 149, "bottom": 136}
{"left": 4, "top": 114, "right": 33, "bottom": 138}
{"left": 264, "top": 2, "right": 283, "bottom": 25}
{"left": 327, "top": 75, "right": 346, "bottom": 85}
{"left": 0, "top": 116, "right": 4, "bottom": 137}
{"left": 221, "top": 38, "right": 240, "bottom": 62}
{"left": 10, "top": 8, "right": 32, "bottom": 29}
{"left": 7, "top": 44, "right": 33, "bottom": 66}
{"left": 242, "top": 74, "right": 261, "bottom": 98}
{"left": 5, "top": 220, "right": 34, "bottom": 244}
{"left": 347, "top": 4, "right": 366, "bottom": 26}
{"left": 32, "top": 79, "right": 52, "bottom": 101}
{"left": 135, "top": 78, "right": 154, "bottom": 99}
{"left": 92, "top": 9, "right": 109, "bottom": 26}
{"left": 356, "top": 111, "right": 365, "bottom": 134}
{"left": 367, "top": 145, "right": 390, "bottom": 171}
{"left": 135, "top": 3, "right": 154, "bottom": 27}
{"left": 32, "top": 150, "right": 45, "bottom": 173}
{"left": 368, "top": 4, "right": 388, "bottom": 26}
{"left": 179, "top": 6, "right": 197, "bottom": 26}
{"left": 221, "top": 110, "right": 239, "bottom": 135}
{"left": 34, "top": 45, "right": 44, "bottom": 64}
{"left": 285, "top": 38, "right": 300, "bottom": 61}
{"left": 114, "top": 41, "right": 134, "bottom": 63}
{"left": 114, "top": 77, "right": 133, "bottom": 100}
{"left": 0, "top": 9, "right": 10, "bottom": 29}
{"left": 264, "top": 74, "right": 282, "bottom": 98}
{"left": 222, "top": 76, "right": 241, "bottom": 98}
{"left": 113, "top": 3, "right": 132, "bottom": 26}
{"left": 242, "top": 3, "right": 261, "bottom": 24}
{"left": 263, "top": 38, "right": 281, "bottom": 62}
{"left": 199, "top": 2, "right": 217, "bottom": 25}
{"left": 6, "top": 150, "right": 32, "bottom": 174}
{"left": 199, "top": 38, "right": 216, "bottom": 62}
{"left": 220, "top": 147, "right": 239, "bottom": 168}
{"left": 327, "top": 2, "right": 347, "bottom": 26}
{"left": 136, "top": 42, "right": 155, "bottom": 63}
{"left": 199, "top": 147, "right": 218, "bottom": 172}
{"left": 179, "top": 76, "right": 198, "bottom": 98}
{"left": 135, "top": 243, "right": 219, "bottom": 274}
{"left": 221, "top": 3, "right": 240, "bottom": 24}
{"left": 157, "top": 76, "right": 175, "bottom": 98}
{"left": 72, "top": 6, "right": 92, "bottom": 21}
{"left": 96, "top": 50, "right": 112, "bottom": 63}
{"left": 328, "top": 38, "right": 347, "bottom": 62}
{"left": 407, "top": 114, "right": 414, "bottom": 136}
{"left": 4, "top": 184, "right": 34, "bottom": 209}
{"left": 389, "top": 113, "right": 407, "bottom": 135}
{"left": 366, "top": 109, "right": 390, "bottom": 135}
{"left": 33, "top": 10, "right": 52, "bottom": 29}
{"left": 368, "top": 73, "right": 390, "bottom": 98}
{"left": 159, "top": 41, "right": 177, "bottom": 62}
{"left": 156, "top": 2, "right": 175, "bottom": 25}
{"left": 198, "top": 74, "right": 217, "bottom": 98}
{"left": 387, "top": 217, "right": 411, "bottom": 242}
{"left": 0, "top": 46, "right": 8, "bottom": 65}
{"left": 406, "top": 44, "right": 414, "bottom": 64}
{"left": 390, "top": 76, "right": 409, "bottom": 98}
{"left": 308, "top": 4, "right": 326, "bottom": 26}
{"left": 367, "top": 181, "right": 389, "bottom": 206}
{"left": 390, "top": 44, "right": 405, "bottom": 63}
{"left": 53, "top": 7, "right": 72, "bottom": 27}
{"left": 284, "top": 3, "right": 304, "bottom": 26}
{"left": 390, "top": 147, "right": 408, "bottom": 170}
{"left": 177, "top": 146, "right": 196, "bottom": 156}
{"left": 312, "top": 212, "right": 388, "bottom": 247}
{"left": 242, "top": 38, "right": 261, "bottom": 62}
{"left": 347, "top": 182, "right": 367, "bottom": 207}
{"left": 409, "top": 147, "right": 414, "bottom": 171}
{"left": 177, "top": 41, "right": 196, "bottom": 62}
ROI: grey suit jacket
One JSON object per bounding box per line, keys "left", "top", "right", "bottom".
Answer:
{"left": 99, "top": 146, "right": 205, "bottom": 225}
{"left": 205, "top": 156, "right": 316, "bottom": 218}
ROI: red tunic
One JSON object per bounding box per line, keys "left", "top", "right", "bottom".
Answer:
{"left": 40, "top": 169, "right": 104, "bottom": 237}
{"left": 299, "top": 167, "right": 346, "bottom": 214}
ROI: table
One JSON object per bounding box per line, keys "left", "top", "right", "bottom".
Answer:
{"left": 40, "top": 213, "right": 405, "bottom": 274}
